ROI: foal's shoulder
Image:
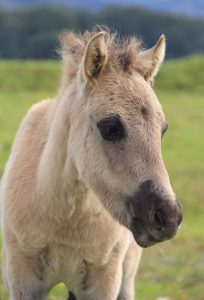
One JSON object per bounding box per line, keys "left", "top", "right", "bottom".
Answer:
{"left": 27, "top": 98, "right": 53, "bottom": 124}
{"left": 10, "top": 98, "right": 54, "bottom": 161}
{"left": 19, "top": 98, "right": 53, "bottom": 135}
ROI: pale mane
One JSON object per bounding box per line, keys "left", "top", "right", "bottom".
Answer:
{"left": 58, "top": 26, "right": 143, "bottom": 85}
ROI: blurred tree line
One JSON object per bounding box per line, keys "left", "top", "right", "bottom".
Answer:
{"left": 0, "top": 5, "right": 203, "bottom": 59}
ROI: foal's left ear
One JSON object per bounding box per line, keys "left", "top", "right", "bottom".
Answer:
{"left": 135, "top": 35, "right": 166, "bottom": 83}
{"left": 82, "top": 32, "right": 108, "bottom": 83}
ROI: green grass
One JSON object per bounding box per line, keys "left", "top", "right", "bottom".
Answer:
{"left": 155, "top": 55, "right": 204, "bottom": 95}
{"left": 0, "top": 57, "right": 204, "bottom": 300}
{"left": 136, "top": 89, "right": 204, "bottom": 300}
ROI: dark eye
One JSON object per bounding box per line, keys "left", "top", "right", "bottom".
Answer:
{"left": 161, "top": 121, "right": 168, "bottom": 138}
{"left": 98, "top": 116, "right": 126, "bottom": 141}
{"left": 101, "top": 125, "right": 117, "bottom": 135}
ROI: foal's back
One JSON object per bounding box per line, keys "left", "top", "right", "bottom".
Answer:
{"left": 0, "top": 99, "right": 53, "bottom": 240}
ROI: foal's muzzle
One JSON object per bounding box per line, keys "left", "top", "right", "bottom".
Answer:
{"left": 128, "top": 180, "right": 183, "bottom": 248}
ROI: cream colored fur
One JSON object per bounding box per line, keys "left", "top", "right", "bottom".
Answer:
{"left": 1, "top": 28, "right": 171, "bottom": 300}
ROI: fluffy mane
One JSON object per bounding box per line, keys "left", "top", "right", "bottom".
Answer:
{"left": 58, "top": 26, "right": 142, "bottom": 86}
{"left": 58, "top": 25, "right": 166, "bottom": 88}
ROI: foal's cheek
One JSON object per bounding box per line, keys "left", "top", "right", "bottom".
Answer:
{"left": 101, "top": 141, "right": 126, "bottom": 169}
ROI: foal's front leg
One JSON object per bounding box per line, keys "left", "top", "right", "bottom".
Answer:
{"left": 70, "top": 248, "right": 124, "bottom": 300}
{"left": 117, "top": 240, "right": 142, "bottom": 300}
{"left": 4, "top": 246, "right": 52, "bottom": 300}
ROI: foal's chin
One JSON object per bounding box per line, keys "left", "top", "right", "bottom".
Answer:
{"left": 130, "top": 218, "right": 180, "bottom": 248}
{"left": 130, "top": 218, "right": 160, "bottom": 248}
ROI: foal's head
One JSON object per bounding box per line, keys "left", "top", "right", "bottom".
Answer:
{"left": 60, "top": 28, "right": 182, "bottom": 248}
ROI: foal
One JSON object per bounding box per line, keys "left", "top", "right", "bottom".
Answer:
{"left": 0, "top": 28, "right": 182, "bottom": 300}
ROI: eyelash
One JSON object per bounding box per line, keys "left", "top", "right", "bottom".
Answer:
{"left": 98, "top": 117, "right": 125, "bottom": 141}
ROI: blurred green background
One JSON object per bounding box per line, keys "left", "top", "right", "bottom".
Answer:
{"left": 0, "top": 2, "right": 204, "bottom": 300}
{"left": 0, "top": 6, "right": 204, "bottom": 59}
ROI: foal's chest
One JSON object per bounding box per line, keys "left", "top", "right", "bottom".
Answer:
{"left": 48, "top": 219, "right": 130, "bottom": 285}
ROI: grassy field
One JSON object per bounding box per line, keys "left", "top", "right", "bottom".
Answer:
{"left": 0, "top": 56, "right": 204, "bottom": 300}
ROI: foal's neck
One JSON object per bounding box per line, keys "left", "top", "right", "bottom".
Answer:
{"left": 37, "top": 91, "right": 99, "bottom": 220}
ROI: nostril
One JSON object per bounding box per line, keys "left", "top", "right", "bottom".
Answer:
{"left": 177, "top": 213, "right": 183, "bottom": 226}
{"left": 154, "top": 210, "right": 165, "bottom": 231}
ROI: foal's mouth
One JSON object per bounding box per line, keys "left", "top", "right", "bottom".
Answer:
{"left": 130, "top": 217, "right": 161, "bottom": 248}
{"left": 127, "top": 180, "right": 183, "bottom": 248}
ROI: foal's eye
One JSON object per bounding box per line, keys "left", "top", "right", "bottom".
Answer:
{"left": 161, "top": 121, "right": 168, "bottom": 138}
{"left": 101, "top": 125, "right": 117, "bottom": 135}
{"left": 98, "top": 116, "right": 125, "bottom": 141}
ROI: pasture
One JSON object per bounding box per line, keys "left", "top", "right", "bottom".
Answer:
{"left": 0, "top": 56, "right": 204, "bottom": 300}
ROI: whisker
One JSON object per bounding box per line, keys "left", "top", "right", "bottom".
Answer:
{"left": 180, "top": 222, "right": 191, "bottom": 232}
{"left": 158, "top": 246, "right": 165, "bottom": 257}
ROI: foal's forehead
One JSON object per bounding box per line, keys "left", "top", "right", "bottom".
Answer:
{"left": 91, "top": 72, "right": 164, "bottom": 120}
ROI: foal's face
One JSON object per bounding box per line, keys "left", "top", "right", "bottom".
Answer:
{"left": 67, "top": 31, "right": 182, "bottom": 247}
{"left": 89, "top": 73, "right": 167, "bottom": 186}
{"left": 74, "top": 71, "right": 182, "bottom": 247}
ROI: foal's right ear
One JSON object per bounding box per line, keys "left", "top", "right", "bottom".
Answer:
{"left": 135, "top": 35, "right": 166, "bottom": 83}
{"left": 82, "top": 32, "right": 108, "bottom": 83}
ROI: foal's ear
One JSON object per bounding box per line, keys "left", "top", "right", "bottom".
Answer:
{"left": 82, "top": 32, "right": 108, "bottom": 82}
{"left": 135, "top": 35, "right": 166, "bottom": 83}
